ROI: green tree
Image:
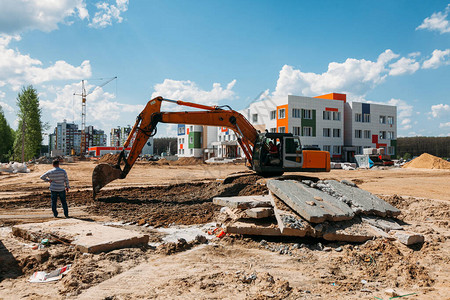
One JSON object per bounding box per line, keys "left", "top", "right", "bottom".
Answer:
{"left": 0, "top": 106, "right": 14, "bottom": 162}
{"left": 13, "top": 86, "right": 43, "bottom": 161}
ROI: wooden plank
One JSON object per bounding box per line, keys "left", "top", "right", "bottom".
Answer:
{"left": 269, "top": 192, "right": 310, "bottom": 237}
{"left": 267, "top": 180, "right": 354, "bottom": 223}
{"left": 323, "top": 180, "right": 401, "bottom": 217}
{"left": 213, "top": 195, "right": 272, "bottom": 209}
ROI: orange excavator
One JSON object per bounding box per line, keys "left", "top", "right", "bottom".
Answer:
{"left": 92, "top": 97, "right": 330, "bottom": 198}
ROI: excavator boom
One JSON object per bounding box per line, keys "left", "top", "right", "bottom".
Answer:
{"left": 92, "top": 97, "right": 258, "bottom": 198}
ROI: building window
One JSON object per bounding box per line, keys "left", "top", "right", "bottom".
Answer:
{"left": 278, "top": 126, "right": 286, "bottom": 133}
{"left": 357, "top": 146, "right": 363, "bottom": 155}
{"left": 252, "top": 114, "right": 258, "bottom": 123}
{"left": 190, "top": 136, "right": 194, "bottom": 143}
{"left": 364, "top": 130, "right": 371, "bottom": 139}
{"left": 303, "top": 127, "right": 312, "bottom": 136}
{"left": 293, "top": 126, "right": 301, "bottom": 136}
{"left": 388, "top": 146, "right": 395, "bottom": 155}
{"left": 323, "top": 145, "right": 331, "bottom": 152}
{"left": 388, "top": 131, "right": 394, "bottom": 140}
{"left": 190, "top": 126, "right": 193, "bottom": 131}
{"left": 379, "top": 115, "right": 386, "bottom": 124}
{"left": 303, "top": 109, "right": 312, "bottom": 119}
{"left": 278, "top": 109, "right": 285, "bottom": 119}
{"left": 178, "top": 126, "right": 185, "bottom": 135}
{"left": 270, "top": 110, "right": 276, "bottom": 120}
{"left": 292, "top": 108, "right": 301, "bottom": 118}
{"left": 190, "top": 149, "right": 193, "bottom": 155}
{"left": 379, "top": 131, "right": 386, "bottom": 139}
{"left": 323, "top": 111, "right": 331, "bottom": 120}
{"left": 333, "top": 146, "right": 341, "bottom": 155}
{"left": 388, "top": 116, "right": 394, "bottom": 125}
{"left": 355, "top": 130, "right": 362, "bottom": 138}
{"left": 270, "top": 127, "right": 276, "bottom": 133}
{"left": 333, "top": 128, "right": 341, "bottom": 137}
{"left": 218, "top": 136, "right": 221, "bottom": 141}
{"left": 333, "top": 111, "right": 341, "bottom": 121}
{"left": 363, "top": 114, "right": 371, "bottom": 123}
{"left": 323, "top": 128, "right": 331, "bottom": 137}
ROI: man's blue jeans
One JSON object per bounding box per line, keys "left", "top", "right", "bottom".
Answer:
{"left": 51, "top": 190, "right": 69, "bottom": 217}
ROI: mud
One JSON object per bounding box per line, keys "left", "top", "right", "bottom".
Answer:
{"left": 0, "top": 178, "right": 268, "bottom": 227}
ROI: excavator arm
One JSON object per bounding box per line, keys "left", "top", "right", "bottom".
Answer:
{"left": 92, "top": 96, "right": 258, "bottom": 197}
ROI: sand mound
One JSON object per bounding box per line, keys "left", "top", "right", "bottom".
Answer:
{"left": 97, "top": 153, "right": 122, "bottom": 165}
{"left": 402, "top": 153, "right": 450, "bottom": 169}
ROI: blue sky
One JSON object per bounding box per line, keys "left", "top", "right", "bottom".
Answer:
{"left": 0, "top": 0, "right": 449, "bottom": 141}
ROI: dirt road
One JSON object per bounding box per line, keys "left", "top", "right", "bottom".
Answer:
{"left": 0, "top": 161, "right": 448, "bottom": 299}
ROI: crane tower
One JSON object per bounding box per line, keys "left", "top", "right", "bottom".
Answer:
{"left": 74, "top": 76, "right": 117, "bottom": 155}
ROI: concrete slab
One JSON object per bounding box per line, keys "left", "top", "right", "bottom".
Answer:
{"left": 392, "top": 230, "right": 424, "bottom": 245}
{"left": 12, "top": 219, "right": 149, "bottom": 253}
{"left": 269, "top": 192, "right": 310, "bottom": 237}
{"left": 361, "top": 216, "right": 403, "bottom": 232}
{"left": 324, "top": 180, "right": 401, "bottom": 217}
{"left": 213, "top": 195, "right": 272, "bottom": 209}
{"left": 321, "top": 218, "right": 381, "bottom": 242}
{"left": 225, "top": 219, "right": 282, "bottom": 236}
{"left": 267, "top": 180, "right": 354, "bottom": 223}
{"left": 244, "top": 207, "right": 273, "bottom": 219}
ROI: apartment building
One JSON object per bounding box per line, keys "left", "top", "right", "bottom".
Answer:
{"left": 49, "top": 120, "right": 107, "bottom": 156}
{"left": 177, "top": 125, "right": 216, "bottom": 158}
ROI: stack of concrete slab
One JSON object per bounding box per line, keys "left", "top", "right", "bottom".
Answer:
{"left": 214, "top": 179, "right": 424, "bottom": 245}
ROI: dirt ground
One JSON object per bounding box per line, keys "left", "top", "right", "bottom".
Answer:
{"left": 0, "top": 161, "right": 449, "bottom": 299}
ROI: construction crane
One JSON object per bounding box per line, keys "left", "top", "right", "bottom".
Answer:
{"left": 74, "top": 76, "right": 117, "bottom": 155}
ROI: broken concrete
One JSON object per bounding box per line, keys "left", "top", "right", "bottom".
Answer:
{"left": 269, "top": 192, "right": 310, "bottom": 237}
{"left": 225, "top": 219, "right": 282, "bottom": 236}
{"left": 361, "top": 216, "right": 403, "bottom": 232}
{"left": 12, "top": 219, "right": 149, "bottom": 253}
{"left": 213, "top": 195, "right": 272, "bottom": 209}
{"left": 267, "top": 180, "right": 354, "bottom": 223}
{"left": 321, "top": 218, "right": 381, "bottom": 242}
{"left": 244, "top": 207, "right": 273, "bottom": 219}
{"left": 392, "top": 230, "right": 425, "bottom": 245}
{"left": 322, "top": 180, "right": 401, "bottom": 217}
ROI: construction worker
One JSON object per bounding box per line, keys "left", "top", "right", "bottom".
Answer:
{"left": 40, "top": 160, "right": 70, "bottom": 218}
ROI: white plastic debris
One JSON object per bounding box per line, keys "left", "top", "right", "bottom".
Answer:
{"left": 29, "top": 264, "right": 71, "bottom": 283}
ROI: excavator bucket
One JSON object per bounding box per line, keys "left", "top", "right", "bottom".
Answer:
{"left": 92, "top": 163, "right": 123, "bottom": 199}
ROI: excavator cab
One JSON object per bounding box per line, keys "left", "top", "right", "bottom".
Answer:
{"left": 252, "top": 132, "right": 330, "bottom": 176}
{"left": 253, "top": 133, "right": 302, "bottom": 175}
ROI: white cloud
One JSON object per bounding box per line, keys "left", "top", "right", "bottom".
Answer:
{"left": 389, "top": 57, "right": 420, "bottom": 76}
{"left": 408, "top": 52, "right": 421, "bottom": 58}
{"left": 422, "top": 49, "right": 450, "bottom": 69}
{"left": 40, "top": 82, "right": 143, "bottom": 128}
{"left": 151, "top": 79, "right": 237, "bottom": 109}
{"left": 440, "top": 122, "right": 450, "bottom": 128}
{"left": 416, "top": 4, "right": 450, "bottom": 34}
{"left": 0, "top": 0, "right": 88, "bottom": 34}
{"left": 0, "top": 90, "right": 14, "bottom": 113}
{"left": 431, "top": 103, "right": 450, "bottom": 118}
{"left": 90, "top": 0, "right": 129, "bottom": 28}
{"left": 272, "top": 50, "right": 401, "bottom": 100}
{"left": 0, "top": 34, "right": 91, "bottom": 90}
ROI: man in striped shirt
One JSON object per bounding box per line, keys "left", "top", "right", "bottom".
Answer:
{"left": 40, "top": 160, "right": 70, "bottom": 218}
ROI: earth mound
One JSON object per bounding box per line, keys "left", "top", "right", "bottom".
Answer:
{"left": 402, "top": 153, "right": 450, "bottom": 169}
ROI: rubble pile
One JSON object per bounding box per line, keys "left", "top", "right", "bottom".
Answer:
{"left": 215, "top": 178, "right": 424, "bottom": 245}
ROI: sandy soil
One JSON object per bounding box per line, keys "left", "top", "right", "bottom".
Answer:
{"left": 0, "top": 161, "right": 449, "bottom": 299}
